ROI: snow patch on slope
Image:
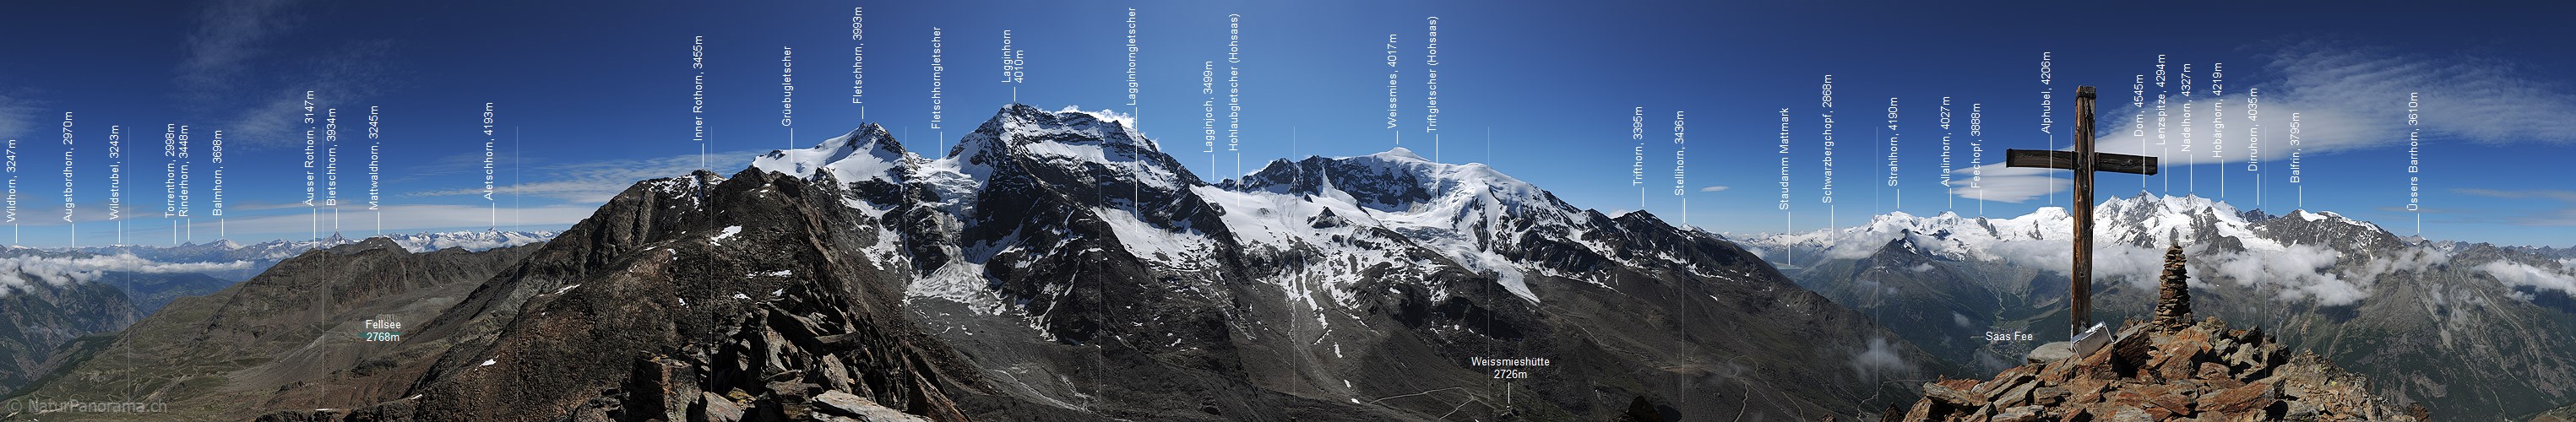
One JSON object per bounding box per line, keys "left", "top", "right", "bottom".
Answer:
{"left": 711, "top": 226, "right": 742, "bottom": 245}
{"left": 1095, "top": 207, "right": 1218, "bottom": 268}
{"left": 1194, "top": 186, "right": 1423, "bottom": 306}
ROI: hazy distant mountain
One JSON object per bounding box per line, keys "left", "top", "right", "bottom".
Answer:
{"left": 71, "top": 230, "right": 555, "bottom": 280}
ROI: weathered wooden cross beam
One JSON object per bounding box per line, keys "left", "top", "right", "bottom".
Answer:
{"left": 2004, "top": 86, "right": 2159, "bottom": 338}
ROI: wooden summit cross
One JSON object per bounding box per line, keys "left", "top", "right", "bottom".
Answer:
{"left": 2004, "top": 86, "right": 2158, "bottom": 338}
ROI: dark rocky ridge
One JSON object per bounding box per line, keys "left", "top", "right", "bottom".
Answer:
{"left": 314, "top": 167, "right": 1020, "bottom": 420}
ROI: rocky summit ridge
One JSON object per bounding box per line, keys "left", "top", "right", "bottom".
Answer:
{"left": 1894, "top": 245, "right": 2427, "bottom": 421}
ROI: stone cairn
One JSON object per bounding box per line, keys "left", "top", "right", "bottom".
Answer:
{"left": 2152, "top": 241, "right": 2193, "bottom": 332}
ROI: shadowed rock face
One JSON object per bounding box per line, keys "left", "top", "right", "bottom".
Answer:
{"left": 0, "top": 277, "right": 131, "bottom": 398}
{"left": 302, "top": 168, "right": 1013, "bottom": 421}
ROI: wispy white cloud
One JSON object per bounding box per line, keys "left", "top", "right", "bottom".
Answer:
{"left": 405, "top": 149, "right": 760, "bottom": 203}
{"left": 2453, "top": 188, "right": 2576, "bottom": 226}
{"left": 210, "top": 41, "right": 402, "bottom": 148}
{"left": 399, "top": 149, "right": 529, "bottom": 182}
{"left": 215, "top": 203, "right": 599, "bottom": 237}
{"left": 0, "top": 252, "right": 253, "bottom": 295}
{"left": 1698, "top": 186, "right": 1730, "bottom": 192}
{"left": 2207, "top": 244, "right": 2367, "bottom": 306}
{"left": 1974, "top": 235, "right": 2383, "bottom": 306}
{"left": 2454, "top": 188, "right": 2576, "bottom": 202}
{"left": 1846, "top": 336, "right": 1913, "bottom": 380}
{"left": 0, "top": 90, "right": 40, "bottom": 141}
{"left": 173, "top": 1, "right": 405, "bottom": 149}
{"left": 1953, "top": 43, "right": 2576, "bottom": 203}
{"left": 2478, "top": 260, "right": 2576, "bottom": 297}
{"left": 222, "top": 199, "right": 333, "bottom": 212}
{"left": 1948, "top": 166, "right": 2070, "bottom": 204}
{"left": 176, "top": 0, "right": 307, "bottom": 109}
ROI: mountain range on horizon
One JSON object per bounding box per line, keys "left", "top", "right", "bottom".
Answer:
{"left": 9, "top": 0, "right": 2576, "bottom": 419}
{"left": 3, "top": 103, "right": 1941, "bottom": 420}
{"left": 0, "top": 103, "right": 2568, "bottom": 419}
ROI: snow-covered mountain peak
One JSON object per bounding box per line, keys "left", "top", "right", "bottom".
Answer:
{"left": 218, "top": 230, "right": 557, "bottom": 256}
{"left": 751, "top": 123, "right": 910, "bottom": 185}
{"left": 382, "top": 230, "right": 557, "bottom": 253}
{"left": 1198, "top": 146, "right": 1771, "bottom": 305}
{"left": 171, "top": 239, "right": 246, "bottom": 250}
{"left": 2312, "top": 210, "right": 2375, "bottom": 228}
{"left": 1047, "top": 105, "right": 1139, "bottom": 132}
{"left": 933, "top": 104, "right": 1195, "bottom": 192}
{"left": 1878, "top": 234, "right": 1928, "bottom": 257}
{"left": 1235, "top": 149, "right": 1556, "bottom": 217}
{"left": 1372, "top": 146, "right": 1427, "bottom": 161}
{"left": 954, "top": 104, "right": 1155, "bottom": 159}
{"left": 1612, "top": 208, "right": 1665, "bottom": 224}
{"left": 2099, "top": 192, "right": 2236, "bottom": 219}
{"left": 2288, "top": 209, "right": 2323, "bottom": 221}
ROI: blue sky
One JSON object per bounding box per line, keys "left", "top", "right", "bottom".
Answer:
{"left": 3, "top": 0, "right": 2573, "bottom": 247}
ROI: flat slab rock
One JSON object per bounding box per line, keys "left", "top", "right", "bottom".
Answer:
{"left": 812, "top": 390, "right": 931, "bottom": 422}
{"left": 2025, "top": 341, "right": 2073, "bottom": 364}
